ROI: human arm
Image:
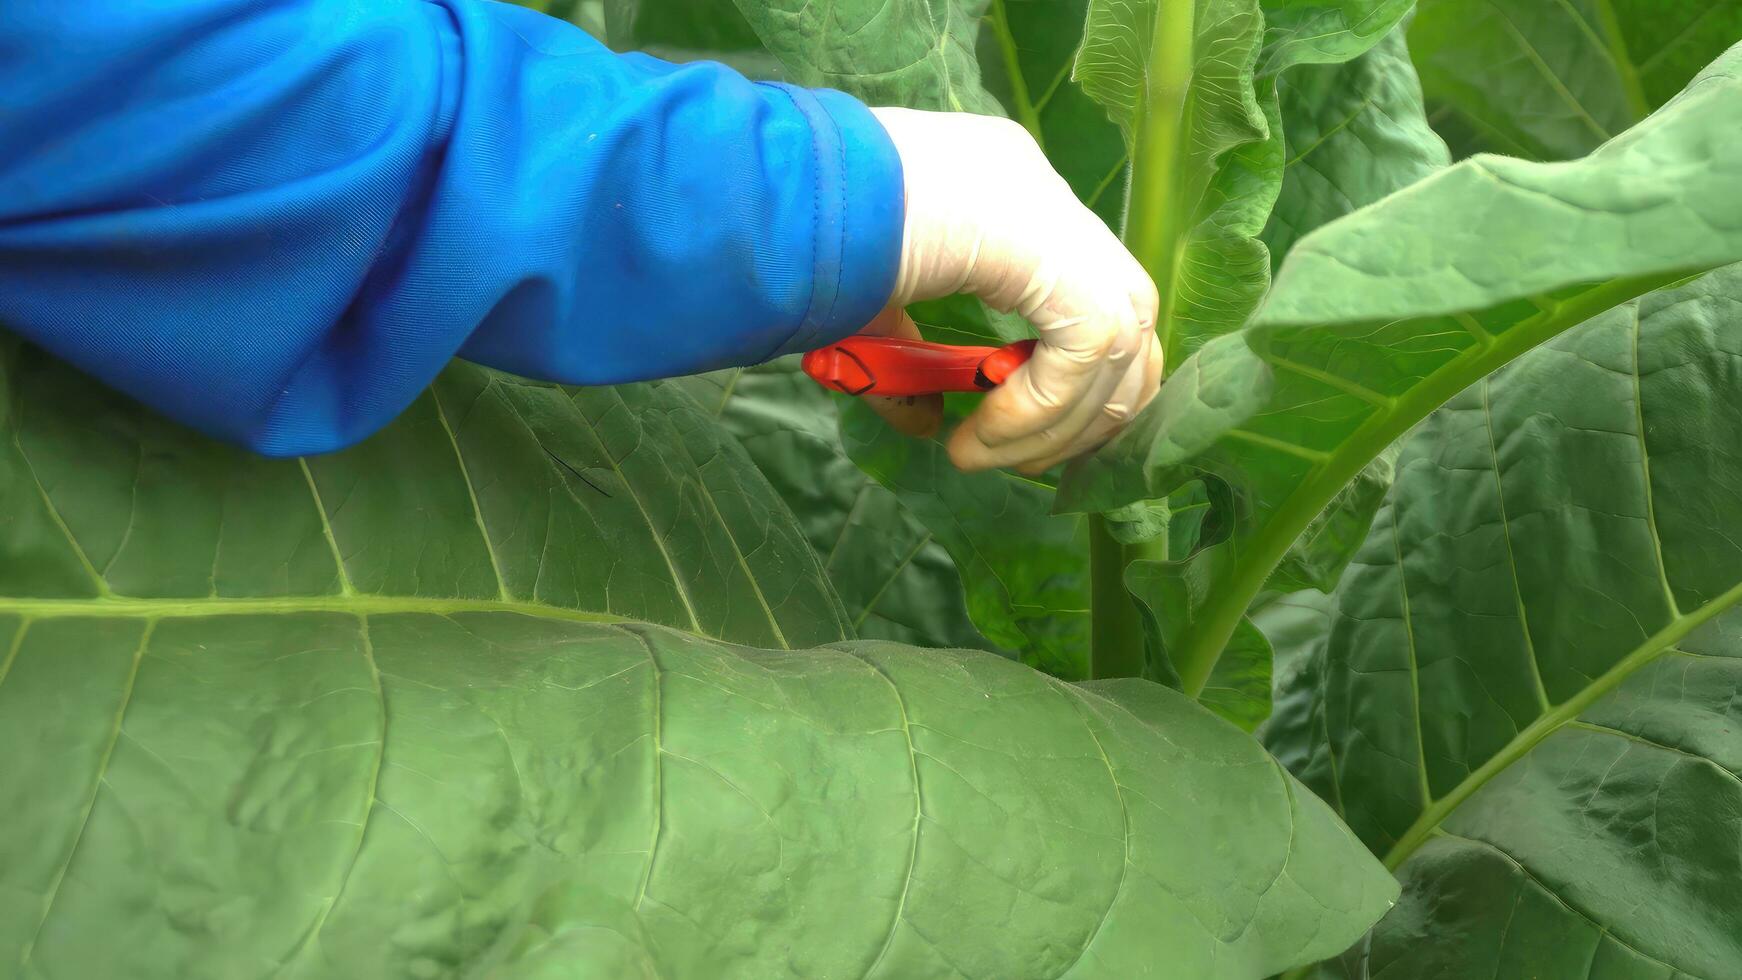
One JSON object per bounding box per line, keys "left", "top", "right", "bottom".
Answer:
{"left": 0, "top": 0, "right": 902, "bottom": 456}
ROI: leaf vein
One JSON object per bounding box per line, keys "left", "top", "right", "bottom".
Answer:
{"left": 430, "top": 384, "right": 512, "bottom": 602}
{"left": 844, "top": 647, "right": 922, "bottom": 980}
{"left": 20, "top": 618, "right": 154, "bottom": 969}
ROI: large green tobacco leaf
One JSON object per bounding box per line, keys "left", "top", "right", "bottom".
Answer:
{"left": 1061, "top": 44, "right": 1742, "bottom": 694}
{"left": 0, "top": 342, "right": 1396, "bottom": 978}
{"left": 1212, "top": 37, "right": 1439, "bottom": 623}
{"left": 1263, "top": 25, "right": 1449, "bottom": 267}
{"left": 978, "top": 0, "right": 1129, "bottom": 228}
{"left": 677, "top": 360, "right": 991, "bottom": 650}
{"left": 1259, "top": 0, "right": 1416, "bottom": 69}
{"left": 0, "top": 343, "right": 848, "bottom": 647}
{"left": 1410, "top": 0, "right": 1742, "bottom": 161}
{"left": 1275, "top": 264, "right": 1742, "bottom": 978}
{"left": 0, "top": 616, "right": 1392, "bottom": 980}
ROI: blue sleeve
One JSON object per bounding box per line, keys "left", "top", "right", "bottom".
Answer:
{"left": 0, "top": 0, "right": 904, "bottom": 456}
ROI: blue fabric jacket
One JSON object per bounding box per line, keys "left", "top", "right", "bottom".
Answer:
{"left": 1, "top": 0, "right": 903, "bottom": 456}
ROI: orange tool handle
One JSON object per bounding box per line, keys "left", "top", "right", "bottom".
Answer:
{"left": 800, "top": 336, "right": 1037, "bottom": 397}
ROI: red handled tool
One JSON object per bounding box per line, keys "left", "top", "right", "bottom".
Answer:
{"left": 801, "top": 336, "right": 1037, "bottom": 397}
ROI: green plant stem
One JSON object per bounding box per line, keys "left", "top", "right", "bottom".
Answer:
{"left": 1087, "top": 0, "right": 1194, "bottom": 680}
{"left": 1088, "top": 516, "right": 1147, "bottom": 679}
{"left": 1591, "top": 0, "right": 1650, "bottom": 120}
{"left": 1124, "top": 0, "right": 1194, "bottom": 363}
{"left": 987, "top": 0, "right": 1045, "bottom": 148}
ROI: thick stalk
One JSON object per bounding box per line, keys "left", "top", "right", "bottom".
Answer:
{"left": 1087, "top": 0, "right": 1194, "bottom": 680}
{"left": 1124, "top": 0, "right": 1195, "bottom": 361}
{"left": 1088, "top": 516, "right": 1151, "bottom": 678}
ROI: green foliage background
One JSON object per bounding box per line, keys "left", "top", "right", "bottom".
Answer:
{"left": 3, "top": 0, "right": 1742, "bottom": 977}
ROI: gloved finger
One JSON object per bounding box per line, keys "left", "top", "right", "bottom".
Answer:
{"left": 1017, "top": 332, "right": 1163, "bottom": 473}
{"left": 1013, "top": 355, "right": 1133, "bottom": 473}
{"left": 963, "top": 286, "right": 1145, "bottom": 449}
{"left": 1013, "top": 252, "right": 1159, "bottom": 467}
{"left": 949, "top": 325, "right": 1133, "bottom": 471}
{"left": 854, "top": 306, "right": 944, "bottom": 439}
{"left": 1060, "top": 329, "right": 1163, "bottom": 454}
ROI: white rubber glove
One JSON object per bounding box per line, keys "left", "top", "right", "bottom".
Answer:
{"left": 863, "top": 107, "right": 1164, "bottom": 474}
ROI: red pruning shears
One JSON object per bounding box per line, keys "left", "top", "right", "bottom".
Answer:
{"left": 801, "top": 336, "right": 1038, "bottom": 397}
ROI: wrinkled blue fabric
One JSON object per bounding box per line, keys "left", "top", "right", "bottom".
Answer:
{"left": 0, "top": 0, "right": 903, "bottom": 456}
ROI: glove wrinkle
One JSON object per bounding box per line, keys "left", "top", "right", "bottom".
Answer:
{"left": 863, "top": 106, "right": 1164, "bottom": 472}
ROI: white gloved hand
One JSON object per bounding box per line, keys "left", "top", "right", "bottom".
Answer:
{"left": 862, "top": 107, "right": 1164, "bottom": 474}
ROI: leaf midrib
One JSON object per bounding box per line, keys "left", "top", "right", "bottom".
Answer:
{"left": 0, "top": 595, "right": 627, "bottom": 626}
{"left": 1174, "top": 275, "right": 1669, "bottom": 696}
{"left": 1382, "top": 574, "right": 1742, "bottom": 870}
{"left": 1478, "top": 0, "right": 1618, "bottom": 142}
{"left": 1582, "top": 0, "right": 1650, "bottom": 117}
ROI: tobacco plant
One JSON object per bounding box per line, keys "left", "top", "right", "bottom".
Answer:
{"left": 3, "top": 1, "right": 1741, "bottom": 978}
{"left": 631, "top": 0, "right": 1742, "bottom": 975}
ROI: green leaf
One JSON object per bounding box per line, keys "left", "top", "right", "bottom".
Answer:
{"left": 1259, "top": 0, "right": 1417, "bottom": 71}
{"left": 1060, "top": 44, "right": 1742, "bottom": 694}
{"left": 0, "top": 345, "right": 1393, "bottom": 977}
{"left": 603, "top": 0, "right": 760, "bottom": 54}
{"left": 0, "top": 342, "right": 850, "bottom": 647}
{"left": 518, "top": 0, "right": 609, "bottom": 39}
{"left": 725, "top": 0, "right": 1002, "bottom": 114}
{"left": 0, "top": 613, "right": 1395, "bottom": 978}
{"left": 1264, "top": 24, "right": 1450, "bottom": 266}
{"left": 1197, "top": 617, "right": 1272, "bottom": 731}
{"left": 1409, "top": 0, "right": 1742, "bottom": 160}
{"left": 1060, "top": 332, "right": 1276, "bottom": 514}
{"left": 1251, "top": 588, "right": 1341, "bottom": 806}
{"left": 676, "top": 359, "right": 993, "bottom": 651}
{"left": 594, "top": 0, "right": 787, "bottom": 77}
{"left": 1127, "top": 554, "right": 1275, "bottom": 730}
{"left": 841, "top": 399, "right": 1093, "bottom": 679}
{"left": 978, "top": 0, "right": 1130, "bottom": 227}
{"left": 1100, "top": 498, "right": 1173, "bottom": 547}
{"left": 1074, "top": 0, "right": 1415, "bottom": 366}
{"left": 1276, "top": 263, "right": 1742, "bottom": 977}
{"left": 1268, "top": 445, "right": 1399, "bottom": 594}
